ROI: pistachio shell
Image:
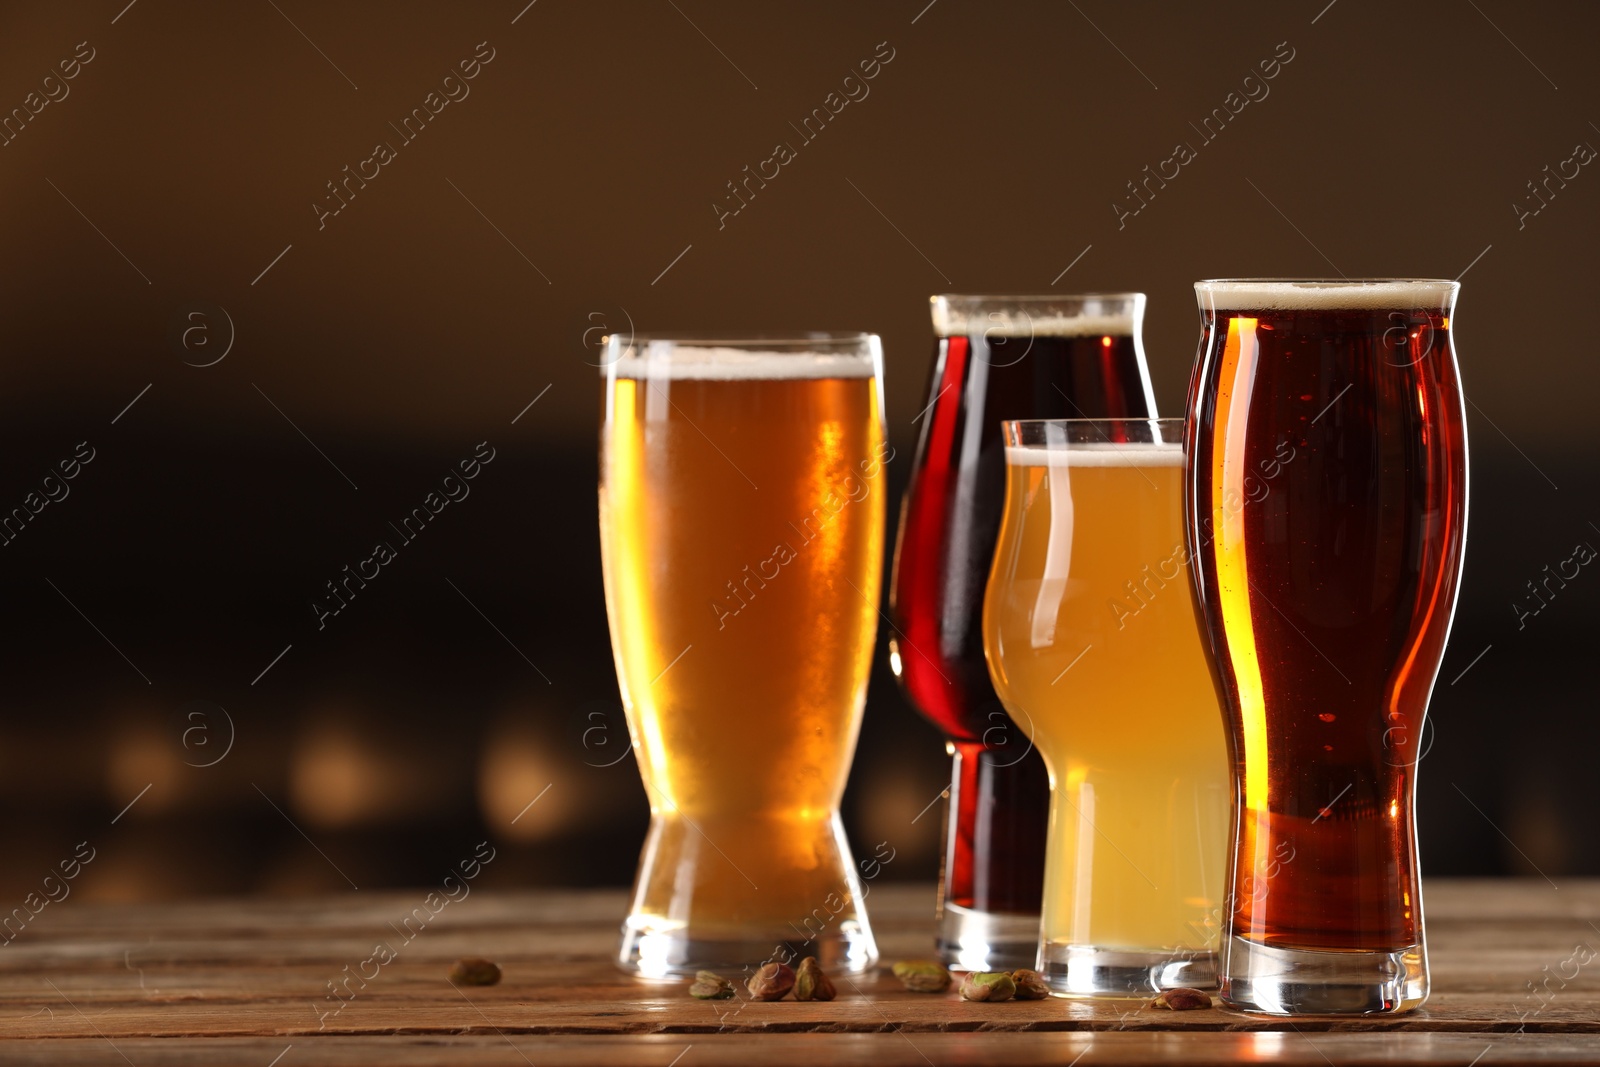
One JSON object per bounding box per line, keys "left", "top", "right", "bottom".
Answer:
{"left": 746, "top": 961, "right": 796, "bottom": 1001}
{"left": 795, "top": 957, "right": 837, "bottom": 1001}
{"left": 959, "top": 971, "right": 1016, "bottom": 1002}
{"left": 891, "top": 959, "right": 952, "bottom": 993}
{"left": 688, "top": 970, "right": 735, "bottom": 999}
{"left": 1148, "top": 986, "right": 1212, "bottom": 1010}
{"left": 1010, "top": 969, "right": 1050, "bottom": 1000}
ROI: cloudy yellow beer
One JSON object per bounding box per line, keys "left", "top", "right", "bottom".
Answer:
{"left": 601, "top": 338, "right": 887, "bottom": 976}
{"left": 984, "top": 422, "right": 1227, "bottom": 995}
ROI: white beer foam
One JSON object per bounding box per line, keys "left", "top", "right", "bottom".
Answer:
{"left": 932, "top": 311, "right": 1135, "bottom": 338}
{"left": 609, "top": 345, "right": 875, "bottom": 380}
{"left": 1005, "top": 442, "right": 1184, "bottom": 468}
{"left": 1195, "top": 280, "right": 1456, "bottom": 311}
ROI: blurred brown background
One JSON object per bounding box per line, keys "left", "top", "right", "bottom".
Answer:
{"left": 0, "top": 0, "right": 1593, "bottom": 903}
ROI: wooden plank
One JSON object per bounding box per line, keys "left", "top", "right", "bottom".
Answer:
{"left": 2, "top": 1032, "right": 1600, "bottom": 1067}
{"left": 0, "top": 881, "right": 1595, "bottom": 1064}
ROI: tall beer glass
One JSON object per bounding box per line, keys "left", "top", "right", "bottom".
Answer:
{"left": 984, "top": 418, "right": 1229, "bottom": 996}
{"left": 1185, "top": 280, "right": 1469, "bottom": 1014}
{"left": 891, "top": 294, "right": 1158, "bottom": 970}
{"left": 600, "top": 333, "right": 888, "bottom": 978}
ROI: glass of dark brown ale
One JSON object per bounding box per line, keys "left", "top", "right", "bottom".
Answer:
{"left": 1184, "top": 280, "right": 1469, "bottom": 1014}
{"left": 890, "top": 294, "right": 1158, "bottom": 970}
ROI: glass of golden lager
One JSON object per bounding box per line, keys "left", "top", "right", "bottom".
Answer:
{"left": 599, "top": 332, "right": 889, "bottom": 979}
{"left": 983, "top": 418, "right": 1228, "bottom": 997}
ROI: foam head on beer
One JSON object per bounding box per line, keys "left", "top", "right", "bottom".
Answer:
{"left": 607, "top": 339, "right": 879, "bottom": 379}
{"left": 931, "top": 299, "right": 1137, "bottom": 339}
{"left": 1194, "top": 279, "right": 1456, "bottom": 311}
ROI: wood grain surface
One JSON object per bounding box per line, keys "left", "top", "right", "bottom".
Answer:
{"left": 0, "top": 880, "right": 1595, "bottom": 1065}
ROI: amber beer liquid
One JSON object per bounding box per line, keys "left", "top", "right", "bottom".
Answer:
{"left": 600, "top": 335, "right": 887, "bottom": 977}
{"left": 1186, "top": 280, "right": 1469, "bottom": 1015}
{"left": 984, "top": 420, "right": 1229, "bottom": 996}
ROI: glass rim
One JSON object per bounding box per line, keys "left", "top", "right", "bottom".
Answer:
{"left": 932, "top": 292, "right": 1146, "bottom": 303}
{"left": 601, "top": 331, "right": 878, "bottom": 349}
{"left": 1003, "top": 417, "right": 1182, "bottom": 431}
{"left": 1002, "top": 416, "right": 1182, "bottom": 449}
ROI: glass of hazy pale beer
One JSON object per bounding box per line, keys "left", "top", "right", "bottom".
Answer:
{"left": 1185, "top": 280, "right": 1469, "bottom": 1014}
{"left": 599, "top": 331, "right": 889, "bottom": 978}
{"left": 890, "top": 295, "right": 1159, "bottom": 971}
{"left": 983, "top": 417, "right": 1229, "bottom": 996}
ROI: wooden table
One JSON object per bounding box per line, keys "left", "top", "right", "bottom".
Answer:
{"left": 1, "top": 881, "right": 1596, "bottom": 1065}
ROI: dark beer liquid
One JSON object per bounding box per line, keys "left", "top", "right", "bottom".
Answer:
{"left": 891, "top": 330, "right": 1153, "bottom": 915}
{"left": 1186, "top": 303, "right": 1467, "bottom": 951}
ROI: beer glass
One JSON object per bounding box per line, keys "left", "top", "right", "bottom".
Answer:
{"left": 600, "top": 333, "right": 888, "bottom": 978}
{"left": 1185, "top": 280, "right": 1469, "bottom": 1014}
{"left": 983, "top": 418, "right": 1229, "bottom": 996}
{"left": 890, "top": 295, "right": 1158, "bottom": 971}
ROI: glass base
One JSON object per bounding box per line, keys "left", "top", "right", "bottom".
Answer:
{"left": 618, "top": 915, "right": 876, "bottom": 980}
{"left": 937, "top": 902, "right": 1040, "bottom": 972}
{"left": 1221, "top": 936, "right": 1427, "bottom": 1014}
{"left": 1039, "top": 943, "right": 1217, "bottom": 997}
{"left": 614, "top": 812, "right": 878, "bottom": 980}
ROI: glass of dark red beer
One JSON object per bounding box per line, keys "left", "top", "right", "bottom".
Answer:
{"left": 1184, "top": 279, "right": 1469, "bottom": 1014}
{"left": 890, "top": 293, "right": 1159, "bottom": 970}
